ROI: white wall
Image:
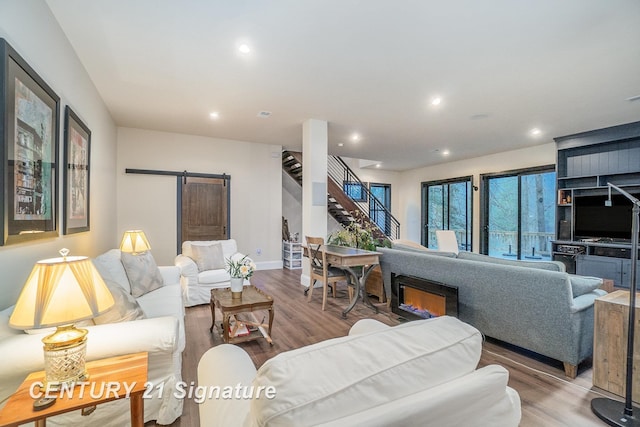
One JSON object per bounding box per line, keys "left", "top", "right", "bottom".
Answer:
{"left": 117, "top": 128, "right": 282, "bottom": 268}
{"left": 398, "top": 142, "right": 556, "bottom": 251}
{"left": 0, "top": 1, "right": 117, "bottom": 309}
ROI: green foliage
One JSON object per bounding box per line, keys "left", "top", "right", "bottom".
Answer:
{"left": 327, "top": 211, "right": 391, "bottom": 251}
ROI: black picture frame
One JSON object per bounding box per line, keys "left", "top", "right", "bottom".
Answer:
{"left": 0, "top": 38, "right": 59, "bottom": 245}
{"left": 63, "top": 106, "right": 90, "bottom": 234}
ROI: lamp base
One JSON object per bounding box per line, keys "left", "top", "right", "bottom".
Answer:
{"left": 42, "top": 325, "right": 89, "bottom": 390}
{"left": 592, "top": 398, "right": 640, "bottom": 426}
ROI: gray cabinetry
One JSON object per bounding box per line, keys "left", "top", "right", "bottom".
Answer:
{"left": 553, "top": 122, "right": 640, "bottom": 288}
{"left": 622, "top": 260, "right": 640, "bottom": 288}
{"left": 555, "top": 121, "right": 640, "bottom": 242}
{"left": 576, "top": 255, "right": 623, "bottom": 287}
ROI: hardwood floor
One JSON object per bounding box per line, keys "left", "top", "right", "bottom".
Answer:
{"left": 149, "top": 268, "right": 614, "bottom": 427}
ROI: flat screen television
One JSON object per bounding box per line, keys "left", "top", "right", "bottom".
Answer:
{"left": 573, "top": 193, "right": 638, "bottom": 242}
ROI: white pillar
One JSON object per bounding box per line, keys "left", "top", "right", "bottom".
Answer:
{"left": 301, "top": 119, "right": 328, "bottom": 286}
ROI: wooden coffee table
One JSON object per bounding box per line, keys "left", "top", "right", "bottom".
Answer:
{"left": 210, "top": 285, "right": 274, "bottom": 345}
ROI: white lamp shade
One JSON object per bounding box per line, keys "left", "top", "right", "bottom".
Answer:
{"left": 9, "top": 256, "right": 115, "bottom": 329}
{"left": 120, "top": 230, "right": 151, "bottom": 253}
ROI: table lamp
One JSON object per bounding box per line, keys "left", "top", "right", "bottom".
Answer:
{"left": 120, "top": 230, "right": 151, "bottom": 255}
{"left": 9, "top": 249, "right": 114, "bottom": 389}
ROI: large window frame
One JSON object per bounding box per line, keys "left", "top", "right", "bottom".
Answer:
{"left": 480, "top": 164, "right": 556, "bottom": 259}
{"left": 421, "top": 176, "right": 473, "bottom": 251}
{"left": 369, "top": 182, "right": 391, "bottom": 235}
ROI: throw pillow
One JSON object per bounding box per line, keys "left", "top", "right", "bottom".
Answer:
{"left": 189, "top": 242, "right": 226, "bottom": 272}
{"left": 569, "top": 275, "right": 603, "bottom": 298}
{"left": 94, "top": 280, "right": 146, "bottom": 324}
{"left": 121, "top": 251, "right": 165, "bottom": 298}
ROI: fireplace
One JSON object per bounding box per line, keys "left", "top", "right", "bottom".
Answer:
{"left": 391, "top": 273, "right": 458, "bottom": 320}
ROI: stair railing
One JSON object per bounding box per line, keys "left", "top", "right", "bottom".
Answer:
{"left": 327, "top": 156, "right": 400, "bottom": 240}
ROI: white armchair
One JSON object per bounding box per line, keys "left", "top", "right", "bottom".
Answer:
{"left": 175, "top": 239, "right": 250, "bottom": 307}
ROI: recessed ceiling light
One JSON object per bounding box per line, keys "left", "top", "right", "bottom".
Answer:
{"left": 238, "top": 43, "right": 251, "bottom": 54}
{"left": 209, "top": 112, "right": 219, "bottom": 120}
{"left": 530, "top": 128, "right": 542, "bottom": 136}
{"left": 431, "top": 97, "right": 442, "bottom": 106}
{"left": 350, "top": 133, "right": 361, "bottom": 142}
{"left": 442, "top": 149, "right": 450, "bottom": 156}
{"left": 375, "top": 163, "right": 381, "bottom": 168}
{"left": 338, "top": 143, "right": 344, "bottom": 147}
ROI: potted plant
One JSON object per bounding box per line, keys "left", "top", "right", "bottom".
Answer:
{"left": 226, "top": 255, "right": 257, "bottom": 298}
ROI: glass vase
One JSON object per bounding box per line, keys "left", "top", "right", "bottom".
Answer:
{"left": 230, "top": 277, "right": 244, "bottom": 298}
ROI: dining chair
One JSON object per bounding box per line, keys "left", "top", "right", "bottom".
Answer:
{"left": 435, "top": 230, "right": 460, "bottom": 254}
{"left": 305, "top": 236, "right": 352, "bottom": 311}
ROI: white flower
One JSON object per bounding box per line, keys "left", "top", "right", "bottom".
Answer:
{"left": 226, "top": 255, "right": 256, "bottom": 279}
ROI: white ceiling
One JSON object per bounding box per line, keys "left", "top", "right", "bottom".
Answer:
{"left": 46, "top": 0, "right": 640, "bottom": 171}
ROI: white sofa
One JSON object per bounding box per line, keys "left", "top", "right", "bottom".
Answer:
{"left": 0, "top": 249, "right": 185, "bottom": 426}
{"left": 198, "top": 316, "right": 521, "bottom": 427}
{"left": 175, "top": 239, "right": 250, "bottom": 306}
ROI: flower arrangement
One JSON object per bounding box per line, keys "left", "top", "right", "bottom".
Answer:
{"left": 226, "top": 255, "right": 257, "bottom": 279}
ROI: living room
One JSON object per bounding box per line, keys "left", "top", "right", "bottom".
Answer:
{"left": 1, "top": 1, "right": 639, "bottom": 426}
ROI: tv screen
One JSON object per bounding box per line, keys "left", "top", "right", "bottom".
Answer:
{"left": 574, "top": 193, "right": 637, "bottom": 241}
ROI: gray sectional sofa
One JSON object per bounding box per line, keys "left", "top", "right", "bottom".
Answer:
{"left": 377, "top": 247, "right": 606, "bottom": 377}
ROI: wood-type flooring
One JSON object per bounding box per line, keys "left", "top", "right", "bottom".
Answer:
{"left": 147, "top": 267, "right": 615, "bottom": 427}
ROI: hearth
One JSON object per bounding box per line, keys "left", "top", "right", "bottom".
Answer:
{"left": 391, "top": 273, "right": 458, "bottom": 321}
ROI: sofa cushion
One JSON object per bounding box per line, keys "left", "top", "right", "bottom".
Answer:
{"left": 137, "top": 284, "right": 185, "bottom": 351}
{"left": 198, "top": 269, "right": 231, "bottom": 285}
{"left": 93, "top": 249, "right": 131, "bottom": 293}
{"left": 137, "top": 284, "right": 183, "bottom": 318}
{"left": 457, "top": 251, "right": 565, "bottom": 272}
{"left": 391, "top": 239, "right": 431, "bottom": 252}
{"left": 121, "top": 251, "right": 165, "bottom": 297}
{"left": 93, "top": 281, "right": 146, "bottom": 325}
{"left": 569, "top": 275, "right": 603, "bottom": 298}
{"left": 249, "top": 316, "right": 482, "bottom": 426}
{"left": 190, "top": 242, "right": 226, "bottom": 272}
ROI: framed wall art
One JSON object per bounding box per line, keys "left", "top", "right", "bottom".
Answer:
{"left": 0, "top": 38, "right": 59, "bottom": 245}
{"left": 63, "top": 106, "right": 90, "bottom": 234}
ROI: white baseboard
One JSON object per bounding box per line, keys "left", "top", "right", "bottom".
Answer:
{"left": 255, "top": 260, "right": 283, "bottom": 270}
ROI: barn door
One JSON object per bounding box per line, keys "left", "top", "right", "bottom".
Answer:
{"left": 179, "top": 176, "right": 229, "bottom": 249}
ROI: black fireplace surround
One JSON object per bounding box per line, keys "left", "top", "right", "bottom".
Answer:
{"left": 391, "top": 273, "right": 459, "bottom": 321}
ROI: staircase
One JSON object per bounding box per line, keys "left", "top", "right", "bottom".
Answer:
{"left": 282, "top": 150, "right": 400, "bottom": 240}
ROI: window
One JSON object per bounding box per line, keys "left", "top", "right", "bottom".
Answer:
{"left": 369, "top": 183, "right": 391, "bottom": 234}
{"left": 421, "top": 177, "right": 472, "bottom": 251}
{"left": 481, "top": 166, "right": 556, "bottom": 260}
{"left": 343, "top": 181, "right": 367, "bottom": 202}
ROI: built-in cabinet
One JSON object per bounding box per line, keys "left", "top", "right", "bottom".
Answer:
{"left": 553, "top": 121, "right": 640, "bottom": 288}
{"left": 283, "top": 241, "right": 302, "bottom": 270}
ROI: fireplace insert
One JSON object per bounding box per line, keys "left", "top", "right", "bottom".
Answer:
{"left": 391, "top": 273, "right": 458, "bottom": 321}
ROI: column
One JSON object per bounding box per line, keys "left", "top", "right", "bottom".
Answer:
{"left": 301, "top": 119, "right": 328, "bottom": 286}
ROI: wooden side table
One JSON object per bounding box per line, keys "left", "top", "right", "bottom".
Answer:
{"left": 210, "top": 285, "right": 275, "bottom": 345}
{"left": 0, "top": 352, "right": 148, "bottom": 427}
{"left": 593, "top": 290, "right": 640, "bottom": 402}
